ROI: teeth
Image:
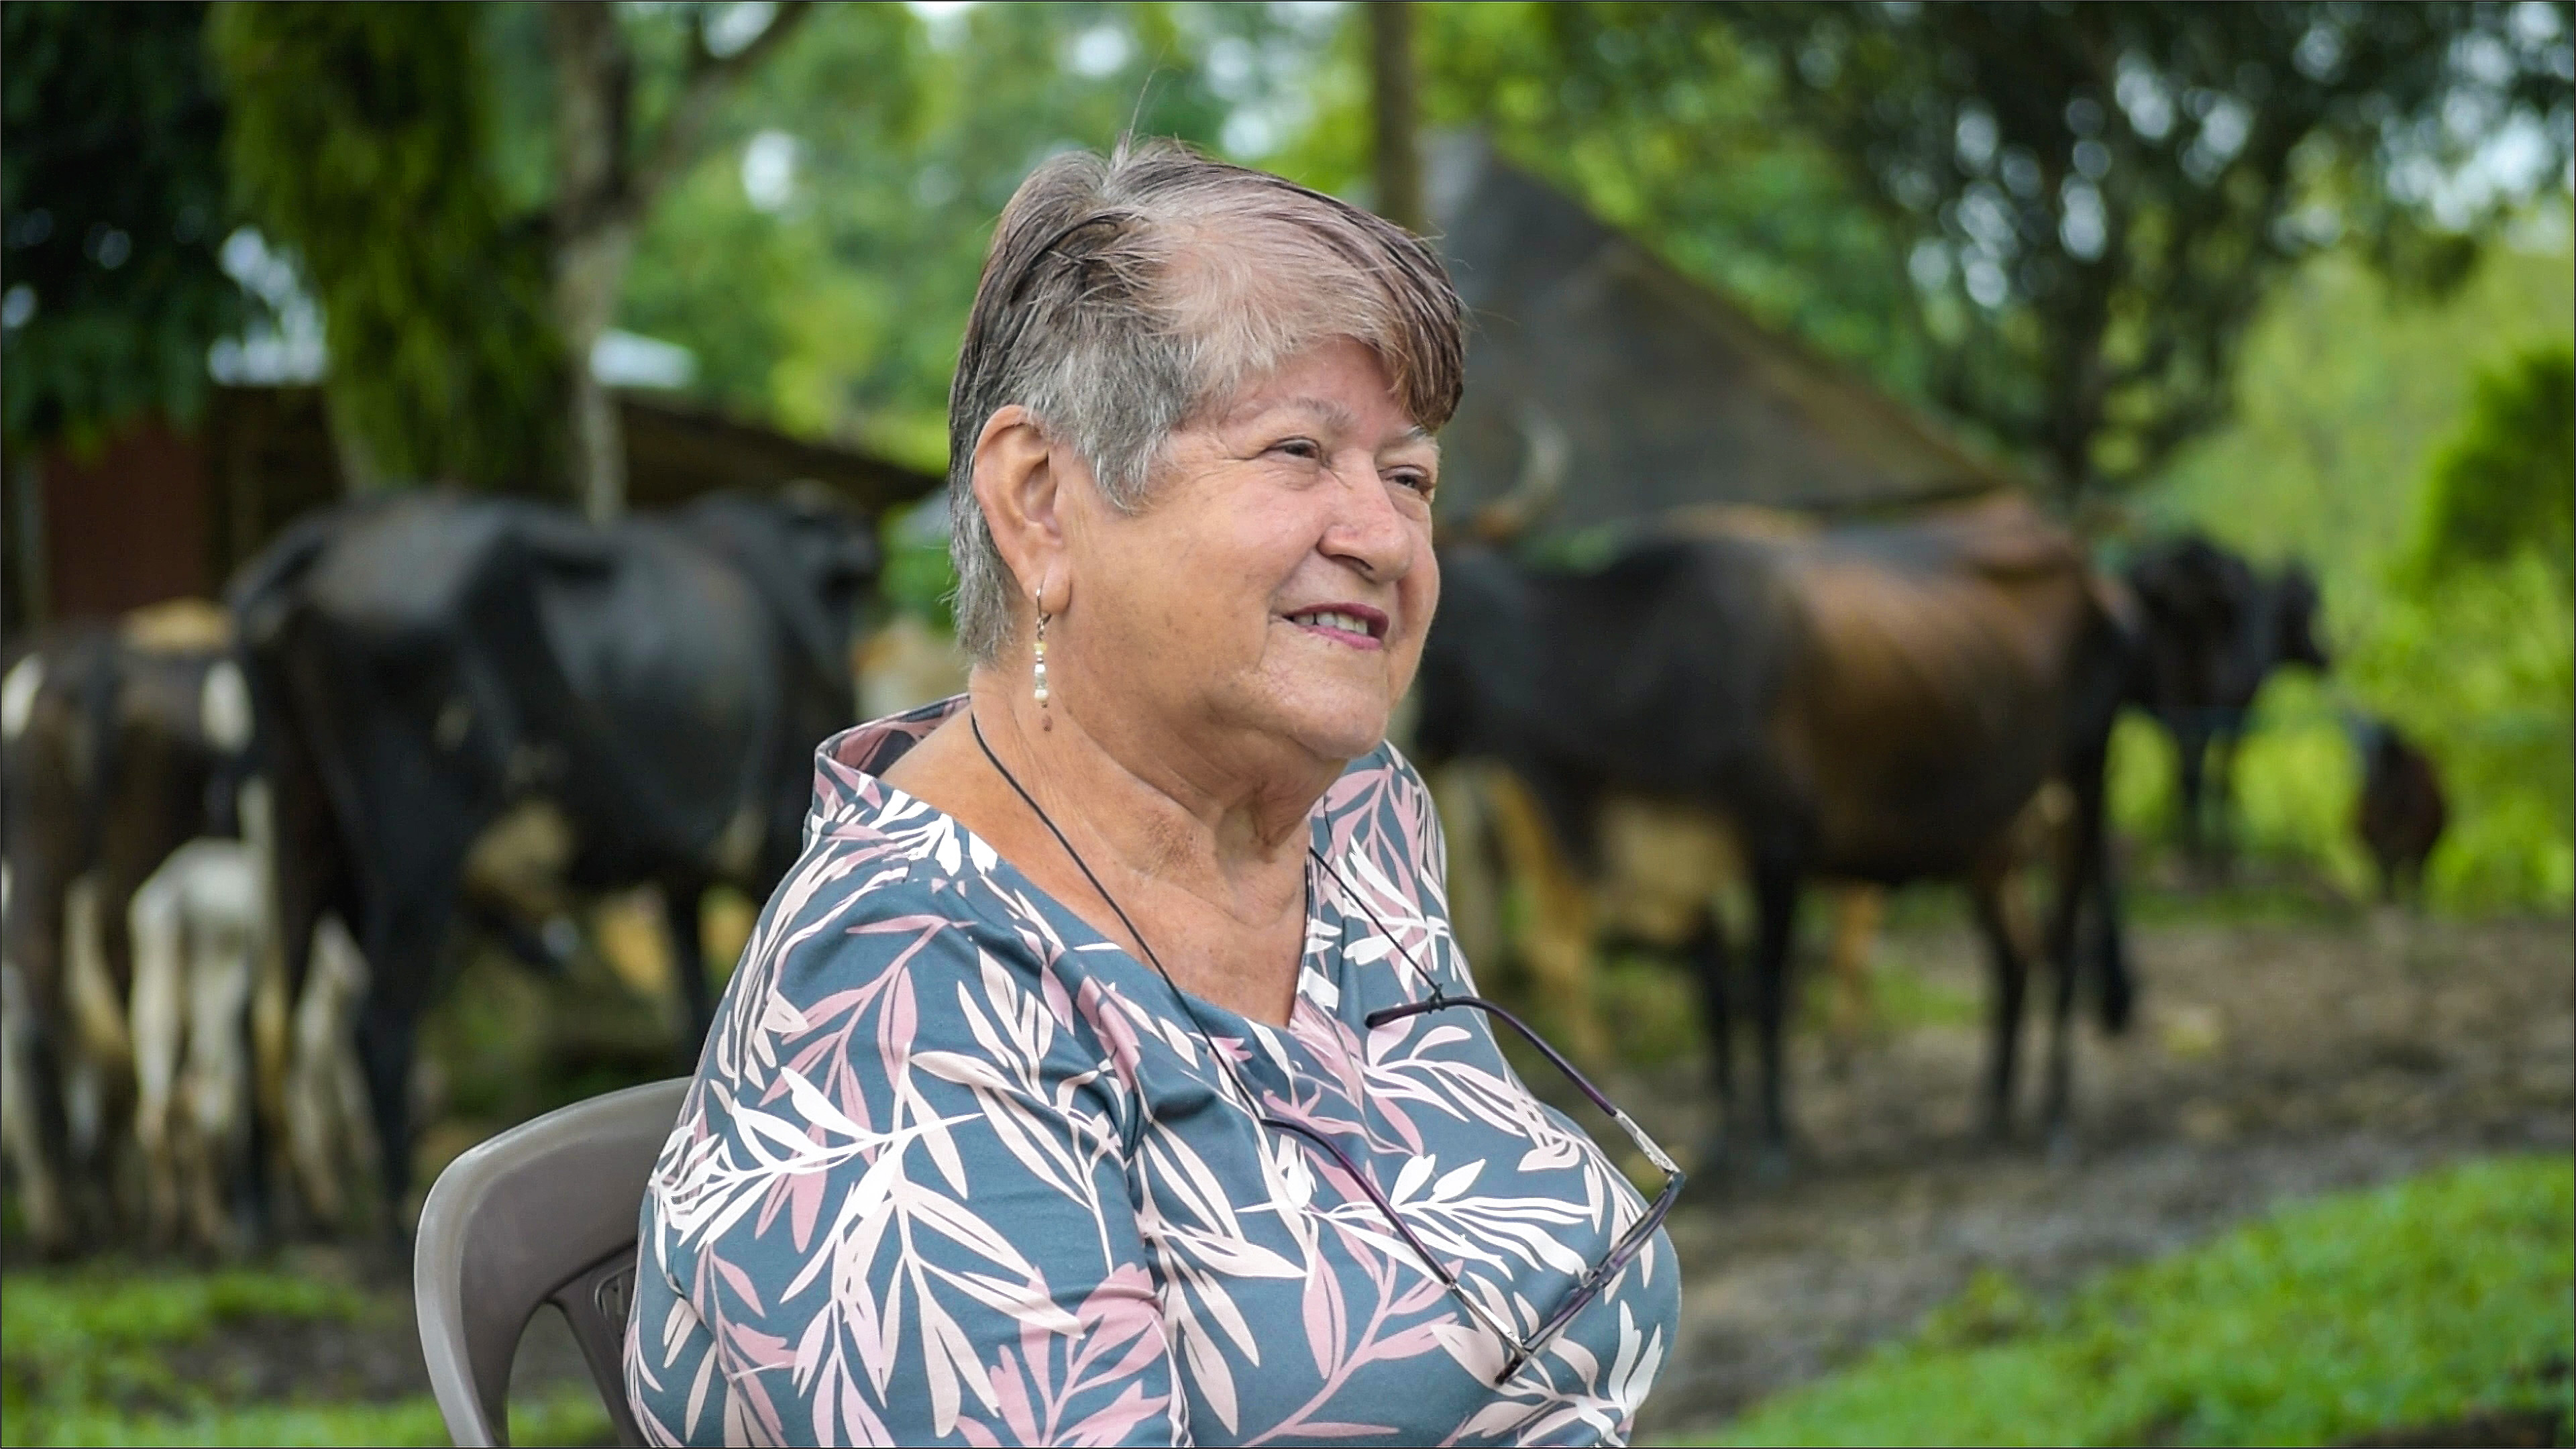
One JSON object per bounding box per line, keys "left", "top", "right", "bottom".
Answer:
{"left": 1294, "top": 610, "right": 1375, "bottom": 637}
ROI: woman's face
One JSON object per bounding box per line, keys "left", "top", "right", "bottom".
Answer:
{"left": 1062, "top": 336, "right": 1440, "bottom": 770}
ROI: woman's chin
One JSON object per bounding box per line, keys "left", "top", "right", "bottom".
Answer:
{"left": 1277, "top": 695, "right": 1396, "bottom": 762}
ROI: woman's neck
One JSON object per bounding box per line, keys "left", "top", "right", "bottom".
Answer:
{"left": 965, "top": 668, "right": 1330, "bottom": 920}
{"left": 878, "top": 667, "right": 1340, "bottom": 1024}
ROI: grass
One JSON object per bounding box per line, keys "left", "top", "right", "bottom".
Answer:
{"left": 0, "top": 1263, "right": 611, "bottom": 1448}
{"left": 1674, "top": 1155, "right": 2575, "bottom": 1447}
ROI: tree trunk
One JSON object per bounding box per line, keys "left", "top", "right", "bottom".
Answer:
{"left": 557, "top": 225, "right": 634, "bottom": 522}
{"left": 551, "top": 2, "right": 633, "bottom": 521}
{"left": 1371, "top": 2, "right": 1425, "bottom": 233}
{"left": 323, "top": 387, "right": 384, "bottom": 496}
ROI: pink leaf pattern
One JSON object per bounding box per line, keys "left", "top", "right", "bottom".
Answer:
{"left": 626, "top": 698, "right": 1678, "bottom": 1446}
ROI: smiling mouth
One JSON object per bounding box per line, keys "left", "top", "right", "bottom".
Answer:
{"left": 1285, "top": 605, "right": 1388, "bottom": 647}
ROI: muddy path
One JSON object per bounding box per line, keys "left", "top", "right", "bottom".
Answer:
{"left": 1623, "top": 912, "right": 2576, "bottom": 1438}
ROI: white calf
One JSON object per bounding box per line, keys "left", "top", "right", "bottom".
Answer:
{"left": 128, "top": 839, "right": 260, "bottom": 1249}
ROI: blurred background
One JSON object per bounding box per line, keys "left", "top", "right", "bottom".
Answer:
{"left": 1, "top": 3, "right": 2569, "bottom": 1445}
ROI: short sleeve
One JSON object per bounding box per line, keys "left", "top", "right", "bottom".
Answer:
{"left": 627, "top": 915, "right": 1182, "bottom": 1448}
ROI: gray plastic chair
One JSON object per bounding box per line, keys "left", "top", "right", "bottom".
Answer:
{"left": 415, "top": 1077, "right": 688, "bottom": 1448}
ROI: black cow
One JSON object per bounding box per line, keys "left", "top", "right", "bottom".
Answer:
{"left": 2351, "top": 718, "right": 2447, "bottom": 906}
{"left": 2125, "top": 534, "right": 2330, "bottom": 875}
{"left": 1416, "top": 497, "right": 2137, "bottom": 1173}
{"left": 229, "top": 489, "right": 878, "bottom": 1216}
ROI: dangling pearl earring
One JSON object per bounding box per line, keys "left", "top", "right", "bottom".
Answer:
{"left": 1032, "top": 610, "right": 1053, "bottom": 731}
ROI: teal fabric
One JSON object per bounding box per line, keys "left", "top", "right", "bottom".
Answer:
{"left": 625, "top": 698, "right": 1678, "bottom": 1446}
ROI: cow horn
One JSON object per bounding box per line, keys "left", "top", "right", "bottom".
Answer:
{"left": 1470, "top": 410, "right": 1569, "bottom": 545}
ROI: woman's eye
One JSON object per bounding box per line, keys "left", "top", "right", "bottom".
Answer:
{"left": 1390, "top": 470, "right": 1434, "bottom": 496}
{"left": 1271, "top": 437, "right": 1322, "bottom": 461}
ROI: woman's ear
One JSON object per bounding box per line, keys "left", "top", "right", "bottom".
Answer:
{"left": 971, "top": 405, "right": 1066, "bottom": 615}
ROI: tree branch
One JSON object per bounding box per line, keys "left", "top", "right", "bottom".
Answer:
{"left": 627, "top": 0, "right": 814, "bottom": 224}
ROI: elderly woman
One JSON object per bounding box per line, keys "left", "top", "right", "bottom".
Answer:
{"left": 625, "top": 142, "right": 1681, "bottom": 1448}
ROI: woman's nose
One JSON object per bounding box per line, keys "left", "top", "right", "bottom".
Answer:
{"left": 1324, "top": 455, "right": 1417, "bottom": 582}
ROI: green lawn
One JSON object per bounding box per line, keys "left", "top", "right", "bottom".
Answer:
{"left": 1675, "top": 1155, "right": 2575, "bottom": 1447}
{"left": 0, "top": 1263, "right": 610, "bottom": 1448}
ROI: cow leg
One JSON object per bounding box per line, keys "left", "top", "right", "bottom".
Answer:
{"left": 128, "top": 868, "right": 187, "bottom": 1245}
{"left": 2207, "top": 727, "right": 2243, "bottom": 880}
{"left": 288, "top": 916, "right": 374, "bottom": 1231}
{"left": 1823, "top": 885, "right": 1882, "bottom": 1075}
{"left": 1971, "top": 864, "right": 2028, "bottom": 1143}
{"left": 62, "top": 873, "right": 136, "bottom": 1232}
{"left": 1481, "top": 767, "right": 1607, "bottom": 1065}
{"left": 1748, "top": 863, "right": 1802, "bottom": 1181}
{"left": 353, "top": 991, "right": 422, "bottom": 1232}
{"left": 2171, "top": 720, "right": 2211, "bottom": 870}
{"left": 661, "top": 880, "right": 716, "bottom": 1063}
{"left": 354, "top": 883, "right": 450, "bottom": 1228}
{"left": 1685, "top": 902, "right": 1738, "bottom": 1173}
{"left": 0, "top": 955, "right": 70, "bottom": 1254}
{"left": 0, "top": 861, "right": 77, "bottom": 1256}
{"left": 184, "top": 927, "right": 257, "bottom": 1253}
{"left": 2046, "top": 738, "right": 2129, "bottom": 1158}
{"left": 2039, "top": 884, "right": 2085, "bottom": 1164}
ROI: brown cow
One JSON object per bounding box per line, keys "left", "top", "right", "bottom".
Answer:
{"left": 1414, "top": 495, "right": 2137, "bottom": 1175}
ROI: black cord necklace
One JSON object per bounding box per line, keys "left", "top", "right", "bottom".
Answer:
{"left": 967, "top": 710, "right": 1454, "bottom": 1111}
{"left": 970, "top": 711, "right": 1295, "bottom": 1110}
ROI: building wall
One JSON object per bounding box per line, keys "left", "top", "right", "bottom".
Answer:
{"left": 41, "top": 419, "right": 211, "bottom": 620}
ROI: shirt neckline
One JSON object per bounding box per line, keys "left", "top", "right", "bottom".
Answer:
{"left": 820, "top": 695, "right": 1350, "bottom": 1048}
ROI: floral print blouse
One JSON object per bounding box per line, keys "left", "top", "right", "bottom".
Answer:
{"left": 625, "top": 698, "right": 1678, "bottom": 1446}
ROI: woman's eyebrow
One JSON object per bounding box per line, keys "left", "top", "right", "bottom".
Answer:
{"left": 1271, "top": 397, "right": 1435, "bottom": 447}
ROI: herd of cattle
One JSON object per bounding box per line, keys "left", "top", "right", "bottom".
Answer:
{"left": 0, "top": 482, "right": 2443, "bottom": 1254}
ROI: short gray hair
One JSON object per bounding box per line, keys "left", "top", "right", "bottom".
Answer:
{"left": 944, "top": 139, "right": 1464, "bottom": 661}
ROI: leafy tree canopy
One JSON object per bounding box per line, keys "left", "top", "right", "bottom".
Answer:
{"left": 1, "top": 1, "right": 247, "bottom": 453}
{"left": 1545, "top": 2, "right": 2575, "bottom": 506}
{"left": 211, "top": 3, "right": 564, "bottom": 492}
{"left": 2414, "top": 340, "right": 2576, "bottom": 582}
{"left": 618, "top": 1, "right": 1287, "bottom": 470}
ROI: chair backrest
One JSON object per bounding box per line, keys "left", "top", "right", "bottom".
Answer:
{"left": 415, "top": 1077, "right": 688, "bottom": 1448}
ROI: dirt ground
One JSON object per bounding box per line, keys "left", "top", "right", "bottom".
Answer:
{"left": 1625, "top": 909, "right": 2576, "bottom": 1440}
{"left": 23, "top": 908, "right": 2568, "bottom": 1442}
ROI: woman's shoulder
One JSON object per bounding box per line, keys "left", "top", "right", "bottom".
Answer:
{"left": 691, "top": 802, "right": 1136, "bottom": 1150}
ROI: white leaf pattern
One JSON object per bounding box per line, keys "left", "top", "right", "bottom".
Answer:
{"left": 624, "top": 699, "right": 1677, "bottom": 1446}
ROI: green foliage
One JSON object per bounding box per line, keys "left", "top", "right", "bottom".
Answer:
{"left": 0, "top": 1264, "right": 608, "bottom": 1448}
{"left": 2126, "top": 233, "right": 2575, "bottom": 910}
{"left": 2353, "top": 552, "right": 2576, "bottom": 908}
{"left": 1263, "top": 3, "right": 1929, "bottom": 413}
{"left": 2145, "top": 241, "right": 2576, "bottom": 594}
{"left": 2413, "top": 342, "right": 2576, "bottom": 583}
{"left": 877, "top": 496, "right": 962, "bottom": 629}
{"left": 620, "top": 2, "right": 1366, "bottom": 468}
{"left": 0, "top": 2, "right": 248, "bottom": 451}
{"left": 1696, "top": 2, "right": 2571, "bottom": 501}
{"left": 210, "top": 2, "right": 563, "bottom": 491}
{"left": 1690, "top": 1155, "right": 2576, "bottom": 1447}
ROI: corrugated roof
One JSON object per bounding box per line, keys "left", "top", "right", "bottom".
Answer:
{"left": 1426, "top": 133, "right": 2015, "bottom": 533}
